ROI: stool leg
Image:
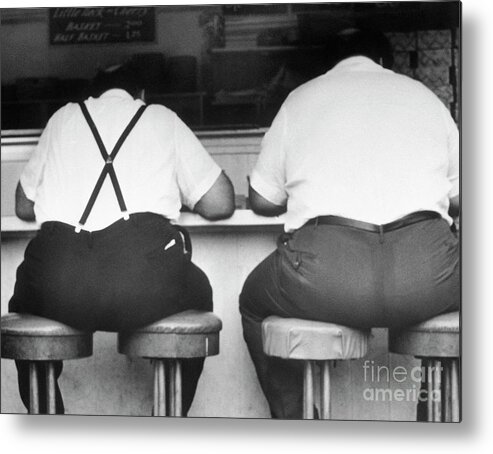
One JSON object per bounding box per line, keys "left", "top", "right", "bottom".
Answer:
{"left": 45, "top": 362, "right": 56, "bottom": 415}
{"left": 442, "top": 359, "right": 452, "bottom": 422}
{"left": 153, "top": 360, "right": 166, "bottom": 416}
{"left": 303, "top": 360, "right": 314, "bottom": 419}
{"left": 320, "top": 360, "right": 331, "bottom": 420}
{"left": 425, "top": 359, "right": 433, "bottom": 421}
{"left": 432, "top": 359, "right": 442, "bottom": 422}
{"left": 28, "top": 362, "right": 40, "bottom": 414}
{"left": 153, "top": 360, "right": 158, "bottom": 416}
{"left": 174, "top": 360, "right": 182, "bottom": 417}
{"left": 451, "top": 358, "right": 460, "bottom": 422}
{"left": 167, "top": 360, "right": 176, "bottom": 416}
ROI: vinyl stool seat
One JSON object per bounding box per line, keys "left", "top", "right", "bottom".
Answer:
{"left": 118, "top": 310, "right": 222, "bottom": 416}
{"left": 262, "top": 316, "right": 370, "bottom": 419}
{"left": 1, "top": 313, "right": 93, "bottom": 414}
{"left": 389, "top": 311, "right": 460, "bottom": 422}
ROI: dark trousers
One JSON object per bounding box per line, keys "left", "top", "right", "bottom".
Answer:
{"left": 239, "top": 218, "right": 460, "bottom": 419}
{"left": 9, "top": 213, "right": 213, "bottom": 415}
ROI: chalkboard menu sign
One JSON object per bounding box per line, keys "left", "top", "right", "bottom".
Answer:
{"left": 49, "top": 7, "right": 155, "bottom": 45}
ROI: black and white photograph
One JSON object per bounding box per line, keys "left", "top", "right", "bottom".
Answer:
{"left": 1, "top": 0, "right": 462, "bottom": 425}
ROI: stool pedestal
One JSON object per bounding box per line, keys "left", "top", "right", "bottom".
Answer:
{"left": 118, "top": 310, "right": 222, "bottom": 417}
{"left": 262, "top": 316, "right": 370, "bottom": 419}
{"left": 389, "top": 311, "right": 460, "bottom": 422}
{"left": 1, "top": 313, "right": 93, "bottom": 414}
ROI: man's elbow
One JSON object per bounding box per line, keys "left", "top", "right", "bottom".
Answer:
{"left": 448, "top": 194, "right": 460, "bottom": 218}
{"left": 15, "top": 183, "right": 36, "bottom": 221}
{"left": 15, "top": 205, "right": 36, "bottom": 221}
{"left": 249, "top": 187, "right": 286, "bottom": 217}
{"left": 193, "top": 172, "right": 235, "bottom": 220}
{"left": 250, "top": 203, "right": 283, "bottom": 217}
{"left": 200, "top": 200, "right": 235, "bottom": 221}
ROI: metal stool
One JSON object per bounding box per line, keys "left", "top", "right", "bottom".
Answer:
{"left": 262, "top": 316, "right": 370, "bottom": 419}
{"left": 117, "top": 309, "right": 222, "bottom": 417}
{"left": 1, "top": 313, "right": 93, "bottom": 414}
{"left": 389, "top": 311, "right": 460, "bottom": 422}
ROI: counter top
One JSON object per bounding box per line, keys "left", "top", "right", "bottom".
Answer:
{"left": 1, "top": 127, "right": 268, "bottom": 142}
{"left": 1, "top": 210, "right": 285, "bottom": 236}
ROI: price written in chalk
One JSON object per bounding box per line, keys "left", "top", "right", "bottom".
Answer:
{"left": 49, "top": 7, "right": 155, "bottom": 45}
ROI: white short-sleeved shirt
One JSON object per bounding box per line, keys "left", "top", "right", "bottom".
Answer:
{"left": 21, "top": 89, "right": 221, "bottom": 231}
{"left": 250, "top": 56, "right": 459, "bottom": 232}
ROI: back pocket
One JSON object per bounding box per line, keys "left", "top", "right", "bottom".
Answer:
{"left": 145, "top": 231, "right": 186, "bottom": 278}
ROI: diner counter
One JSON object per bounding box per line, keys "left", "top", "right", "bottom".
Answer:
{"left": 1, "top": 210, "right": 285, "bottom": 237}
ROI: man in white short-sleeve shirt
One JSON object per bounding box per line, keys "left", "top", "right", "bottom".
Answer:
{"left": 249, "top": 56, "right": 459, "bottom": 232}
{"left": 240, "top": 29, "right": 460, "bottom": 419}
{"left": 19, "top": 87, "right": 228, "bottom": 231}
{"left": 10, "top": 63, "right": 234, "bottom": 414}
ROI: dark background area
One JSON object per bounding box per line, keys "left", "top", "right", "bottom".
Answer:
{"left": 1, "top": 2, "right": 460, "bottom": 131}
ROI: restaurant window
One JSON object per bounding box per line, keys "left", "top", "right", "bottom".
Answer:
{"left": 1, "top": 3, "right": 459, "bottom": 132}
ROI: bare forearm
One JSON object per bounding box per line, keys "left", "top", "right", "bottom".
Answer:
{"left": 448, "top": 194, "right": 460, "bottom": 218}
{"left": 15, "top": 182, "right": 35, "bottom": 221}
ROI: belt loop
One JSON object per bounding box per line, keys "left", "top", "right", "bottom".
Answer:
{"left": 379, "top": 225, "right": 384, "bottom": 244}
{"left": 315, "top": 217, "right": 319, "bottom": 227}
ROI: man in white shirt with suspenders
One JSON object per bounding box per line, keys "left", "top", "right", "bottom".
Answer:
{"left": 11, "top": 63, "right": 235, "bottom": 414}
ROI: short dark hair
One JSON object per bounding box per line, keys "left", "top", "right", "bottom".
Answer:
{"left": 329, "top": 28, "right": 394, "bottom": 69}
{"left": 91, "top": 62, "right": 143, "bottom": 98}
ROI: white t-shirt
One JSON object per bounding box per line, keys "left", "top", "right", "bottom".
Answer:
{"left": 250, "top": 56, "right": 459, "bottom": 232}
{"left": 21, "top": 89, "right": 221, "bottom": 231}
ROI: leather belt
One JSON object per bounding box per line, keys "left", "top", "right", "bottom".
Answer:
{"left": 305, "top": 211, "right": 441, "bottom": 233}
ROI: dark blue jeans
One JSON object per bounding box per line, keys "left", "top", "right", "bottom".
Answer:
{"left": 240, "top": 218, "right": 460, "bottom": 419}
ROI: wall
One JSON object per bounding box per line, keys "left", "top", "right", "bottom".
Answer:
{"left": 0, "top": 7, "right": 209, "bottom": 85}
{"left": 386, "top": 29, "right": 459, "bottom": 121}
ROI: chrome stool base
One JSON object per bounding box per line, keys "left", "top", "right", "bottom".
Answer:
{"left": 390, "top": 311, "right": 460, "bottom": 422}
{"left": 1, "top": 313, "right": 93, "bottom": 415}
{"left": 262, "top": 316, "right": 370, "bottom": 419}
{"left": 118, "top": 310, "right": 222, "bottom": 417}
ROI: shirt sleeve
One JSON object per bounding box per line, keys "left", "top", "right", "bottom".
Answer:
{"left": 174, "top": 114, "right": 222, "bottom": 209}
{"left": 443, "top": 108, "right": 460, "bottom": 198}
{"left": 249, "top": 105, "right": 288, "bottom": 206}
{"left": 19, "top": 115, "right": 55, "bottom": 201}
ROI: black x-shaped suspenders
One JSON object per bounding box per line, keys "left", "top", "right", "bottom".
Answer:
{"left": 75, "top": 102, "right": 148, "bottom": 232}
